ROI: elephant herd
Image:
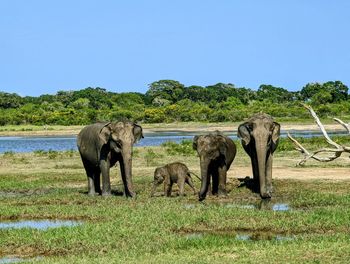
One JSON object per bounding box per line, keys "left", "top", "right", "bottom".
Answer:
{"left": 77, "top": 112, "right": 280, "bottom": 201}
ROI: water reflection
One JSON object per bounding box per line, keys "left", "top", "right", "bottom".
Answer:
{"left": 218, "top": 200, "right": 291, "bottom": 211}
{"left": 0, "top": 220, "right": 81, "bottom": 230}
{"left": 0, "top": 257, "right": 23, "bottom": 264}
{"left": 181, "top": 230, "right": 295, "bottom": 241}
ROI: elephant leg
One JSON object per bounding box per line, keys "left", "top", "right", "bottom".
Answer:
{"left": 218, "top": 165, "right": 227, "bottom": 196}
{"left": 178, "top": 178, "right": 186, "bottom": 196}
{"left": 100, "top": 159, "right": 111, "bottom": 196}
{"left": 251, "top": 155, "right": 260, "bottom": 193}
{"left": 251, "top": 155, "right": 259, "bottom": 182}
{"left": 265, "top": 153, "right": 273, "bottom": 195}
{"left": 186, "top": 177, "right": 197, "bottom": 195}
{"left": 93, "top": 167, "right": 101, "bottom": 194}
{"left": 151, "top": 182, "right": 160, "bottom": 197}
{"left": 211, "top": 170, "right": 219, "bottom": 195}
{"left": 82, "top": 158, "right": 97, "bottom": 196}
{"left": 165, "top": 181, "right": 173, "bottom": 197}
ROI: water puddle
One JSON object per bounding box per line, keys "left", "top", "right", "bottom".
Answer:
{"left": 0, "top": 256, "right": 42, "bottom": 264}
{"left": 184, "top": 201, "right": 291, "bottom": 211}
{"left": 0, "top": 220, "right": 81, "bottom": 230}
{"left": 218, "top": 200, "right": 291, "bottom": 211}
{"left": 272, "top": 203, "right": 290, "bottom": 211}
{"left": 0, "top": 257, "right": 23, "bottom": 264}
{"left": 180, "top": 230, "right": 295, "bottom": 242}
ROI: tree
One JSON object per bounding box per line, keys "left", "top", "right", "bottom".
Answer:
{"left": 0, "top": 92, "right": 23, "bottom": 108}
{"left": 301, "top": 81, "right": 348, "bottom": 103}
{"left": 146, "top": 80, "right": 185, "bottom": 105}
{"left": 257, "top": 84, "right": 293, "bottom": 103}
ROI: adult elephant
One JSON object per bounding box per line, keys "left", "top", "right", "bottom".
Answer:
{"left": 238, "top": 113, "right": 280, "bottom": 198}
{"left": 193, "top": 132, "right": 236, "bottom": 201}
{"left": 77, "top": 121, "right": 143, "bottom": 197}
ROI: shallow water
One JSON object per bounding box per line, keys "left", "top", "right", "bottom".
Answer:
{"left": 0, "top": 220, "right": 81, "bottom": 230}
{"left": 0, "top": 257, "right": 23, "bottom": 264}
{"left": 215, "top": 200, "right": 292, "bottom": 211}
{"left": 272, "top": 203, "right": 290, "bottom": 211}
{"left": 182, "top": 230, "right": 294, "bottom": 241}
{"left": 0, "top": 130, "right": 347, "bottom": 153}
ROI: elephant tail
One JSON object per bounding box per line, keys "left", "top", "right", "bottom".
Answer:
{"left": 189, "top": 171, "right": 202, "bottom": 182}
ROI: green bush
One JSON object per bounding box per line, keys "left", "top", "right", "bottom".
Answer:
{"left": 161, "top": 140, "right": 195, "bottom": 156}
{"left": 144, "top": 148, "right": 163, "bottom": 166}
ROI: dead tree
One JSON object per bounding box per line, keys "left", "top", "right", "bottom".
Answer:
{"left": 287, "top": 104, "right": 350, "bottom": 165}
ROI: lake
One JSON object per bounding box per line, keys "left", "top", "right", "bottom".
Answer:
{"left": 0, "top": 130, "right": 348, "bottom": 153}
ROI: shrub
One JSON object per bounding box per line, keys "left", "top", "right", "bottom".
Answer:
{"left": 161, "top": 140, "right": 195, "bottom": 156}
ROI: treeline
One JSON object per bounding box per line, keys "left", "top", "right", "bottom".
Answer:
{"left": 0, "top": 80, "right": 349, "bottom": 125}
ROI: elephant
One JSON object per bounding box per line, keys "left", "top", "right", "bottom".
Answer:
{"left": 150, "top": 162, "right": 197, "bottom": 197}
{"left": 77, "top": 121, "right": 143, "bottom": 197}
{"left": 237, "top": 113, "right": 280, "bottom": 198}
{"left": 193, "top": 132, "right": 237, "bottom": 201}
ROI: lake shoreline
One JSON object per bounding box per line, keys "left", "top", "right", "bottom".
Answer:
{"left": 0, "top": 123, "right": 344, "bottom": 137}
{"left": 0, "top": 122, "right": 346, "bottom": 137}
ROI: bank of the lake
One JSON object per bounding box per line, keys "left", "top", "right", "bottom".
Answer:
{"left": 0, "top": 121, "right": 347, "bottom": 137}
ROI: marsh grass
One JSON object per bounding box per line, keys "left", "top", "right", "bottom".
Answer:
{"left": 0, "top": 144, "right": 350, "bottom": 263}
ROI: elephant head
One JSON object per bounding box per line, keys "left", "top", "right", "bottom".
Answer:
{"left": 193, "top": 132, "right": 231, "bottom": 201}
{"left": 99, "top": 121, "right": 143, "bottom": 197}
{"left": 238, "top": 113, "right": 280, "bottom": 198}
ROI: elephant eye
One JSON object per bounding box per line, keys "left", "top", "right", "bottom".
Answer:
{"left": 115, "top": 139, "right": 123, "bottom": 148}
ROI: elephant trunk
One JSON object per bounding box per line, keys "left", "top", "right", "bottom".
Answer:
{"left": 121, "top": 148, "right": 136, "bottom": 198}
{"left": 198, "top": 158, "right": 210, "bottom": 201}
{"left": 255, "top": 136, "right": 271, "bottom": 198}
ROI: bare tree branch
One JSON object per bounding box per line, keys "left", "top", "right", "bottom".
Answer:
{"left": 288, "top": 104, "right": 350, "bottom": 165}
{"left": 333, "top": 118, "right": 350, "bottom": 134}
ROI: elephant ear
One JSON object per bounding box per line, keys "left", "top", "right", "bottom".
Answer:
{"left": 133, "top": 124, "right": 144, "bottom": 143}
{"left": 99, "top": 122, "right": 112, "bottom": 145}
{"left": 271, "top": 122, "right": 280, "bottom": 153}
{"left": 238, "top": 123, "right": 251, "bottom": 146}
{"left": 218, "top": 136, "right": 228, "bottom": 156}
{"left": 192, "top": 135, "right": 199, "bottom": 150}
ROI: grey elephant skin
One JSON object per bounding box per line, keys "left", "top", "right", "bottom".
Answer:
{"left": 77, "top": 121, "right": 143, "bottom": 197}
{"left": 151, "top": 162, "right": 196, "bottom": 197}
{"left": 238, "top": 113, "right": 280, "bottom": 198}
{"left": 193, "top": 132, "right": 237, "bottom": 201}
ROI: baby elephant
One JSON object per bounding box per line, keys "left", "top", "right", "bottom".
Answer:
{"left": 151, "top": 162, "right": 197, "bottom": 197}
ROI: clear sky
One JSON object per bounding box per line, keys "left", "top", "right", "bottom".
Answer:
{"left": 1, "top": 0, "right": 350, "bottom": 96}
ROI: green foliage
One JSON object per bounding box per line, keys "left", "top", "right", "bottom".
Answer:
{"left": 0, "top": 80, "right": 349, "bottom": 125}
{"left": 301, "top": 81, "right": 348, "bottom": 104}
{"left": 144, "top": 148, "right": 163, "bottom": 166}
{"left": 3, "top": 151, "right": 15, "bottom": 158}
{"left": 162, "top": 140, "right": 196, "bottom": 156}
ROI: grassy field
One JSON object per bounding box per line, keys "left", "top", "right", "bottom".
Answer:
{"left": 1, "top": 140, "right": 350, "bottom": 263}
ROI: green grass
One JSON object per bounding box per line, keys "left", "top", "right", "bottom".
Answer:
{"left": 1, "top": 145, "right": 350, "bottom": 263}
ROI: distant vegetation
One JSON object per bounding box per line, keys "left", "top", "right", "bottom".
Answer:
{"left": 0, "top": 80, "right": 349, "bottom": 125}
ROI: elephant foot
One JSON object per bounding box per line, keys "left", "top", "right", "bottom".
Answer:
{"left": 88, "top": 191, "right": 98, "bottom": 196}
{"left": 102, "top": 191, "right": 112, "bottom": 197}
{"left": 217, "top": 190, "right": 227, "bottom": 197}
{"left": 198, "top": 194, "right": 206, "bottom": 201}
{"left": 125, "top": 191, "right": 137, "bottom": 198}
{"left": 260, "top": 192, "right": 272, "bottom": 199}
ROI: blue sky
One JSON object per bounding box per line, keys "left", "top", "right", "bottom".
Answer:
{"left": 1, "top": 0, "right": 350, "bottom": 96}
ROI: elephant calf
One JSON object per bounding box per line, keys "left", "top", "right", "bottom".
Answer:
{"left": 151, "top": 162, "right": 197, "bottom": 197}
{"left": 193, "top": 132, "right": 237, "bottom": 201}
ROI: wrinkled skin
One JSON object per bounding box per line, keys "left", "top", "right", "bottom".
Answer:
{"left": 77, "top": 121, "right": 143, "bottom": 197}
{"left": 151, "top": 162, "right": 196, "bottom": 197}
{"left": 193, "top": 132, "right": 237, "bottom": 201}
{"left": 238, "top": 113, "right": 280, "bottom": 198}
